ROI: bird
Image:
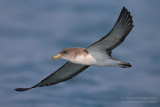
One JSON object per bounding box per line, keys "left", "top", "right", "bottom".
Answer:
{"left": 15, "top": 7, "right": 134, "bottom": 92}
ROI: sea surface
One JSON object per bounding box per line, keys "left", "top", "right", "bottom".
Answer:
{"left": 0, "top": 0, "right": 160, "bottom": 107}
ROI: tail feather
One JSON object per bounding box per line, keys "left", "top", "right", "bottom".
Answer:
{"left": 119, "top": 62, "right": 132, "bottom": 68}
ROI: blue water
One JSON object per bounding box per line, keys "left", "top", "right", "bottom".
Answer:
{"left": 0, "top": 0, "right": 160, "bottom": 107}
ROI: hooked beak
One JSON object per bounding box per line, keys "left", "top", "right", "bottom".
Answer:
{"left": 50, "top": 54, "right": 62, "bottom": 60}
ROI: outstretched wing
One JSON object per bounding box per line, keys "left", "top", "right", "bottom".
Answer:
{"left": 15, "top": 62, "right": 89, "bottom": 91}
{"left": 87, "top": 7, "right": 133, "bottom": 52}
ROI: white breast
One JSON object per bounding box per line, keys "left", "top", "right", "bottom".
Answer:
{"left": 69, "top": 52, "right": 118, "bottom": 66}
{"left": 70, "top": 54, "right": 97, "bottom": 65}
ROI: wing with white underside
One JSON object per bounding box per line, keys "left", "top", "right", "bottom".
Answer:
{"left": 15, "top": 62, "right": 89, "bottom": 91}
{"left": 87, "top": 7, "right": 133, "bottom": 52}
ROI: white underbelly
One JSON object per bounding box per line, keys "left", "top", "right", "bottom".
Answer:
{"left": 70, "top": 54, "right": 97, "bottom": 65}
{"left": 69, "top": 53, "right": 118, "bottom": 66}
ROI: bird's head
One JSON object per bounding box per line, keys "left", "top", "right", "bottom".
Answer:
{"left": 50, "top": 48, "right": 87, "bottom": 61}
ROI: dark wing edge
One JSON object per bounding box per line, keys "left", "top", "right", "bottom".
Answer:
{"left": 87, "top": 7, "right": 134, "bottom": 51}
{"left": 107, "top": 6, "right": 134, "bottom": 50}
{"left": 15, "top": 62, "right": 89, "bottom": 92}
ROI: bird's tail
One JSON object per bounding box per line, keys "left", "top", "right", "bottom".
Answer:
{"left": 118, "top": 61, "right": 132, "bottom": 68}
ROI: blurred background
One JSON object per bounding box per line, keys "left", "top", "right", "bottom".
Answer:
{"left": 0, "top": 0, "right": 160, "bottom": 107}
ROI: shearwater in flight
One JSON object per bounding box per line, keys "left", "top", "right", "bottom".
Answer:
{"left": 15, "top": 7, "right": 134, "bottom": 91}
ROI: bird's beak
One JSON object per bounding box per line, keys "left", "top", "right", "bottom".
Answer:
{"left": 50, "top": 54, "right": 62, "bottom": 60}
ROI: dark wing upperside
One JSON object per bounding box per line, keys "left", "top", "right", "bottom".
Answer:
{"left": 15, "top": 62, "right": 89, "bottom": 91}
{"left": 87, "top": 7, "right": 133, "bottom": 52}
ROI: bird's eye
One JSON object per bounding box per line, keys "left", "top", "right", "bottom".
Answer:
{"left": 63, "top": 51, "right": 67, "bottom": 54}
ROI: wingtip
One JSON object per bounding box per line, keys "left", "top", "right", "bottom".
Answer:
{"left": 121, "top": 6, "right": 130, "bottom": 15}
{"left": 122, "top": 6, "right": 127, "bottom": 10}
{"left": 15, "top": 88, "right": 31, "bottom": 92}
